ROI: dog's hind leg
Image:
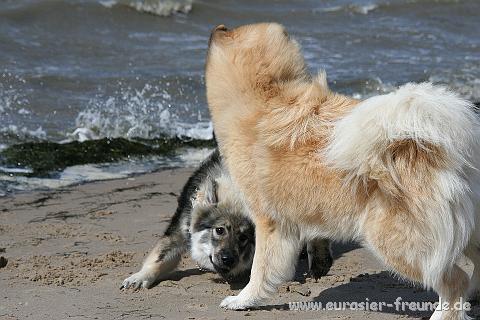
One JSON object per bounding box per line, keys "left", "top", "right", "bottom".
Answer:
{"left": 220, "top": 215, "right": 302, "bottom": 309}
{"left": 368, "top": 238, "right": 471, "bottom": 320}
{"left": 364, "top": 203, "right": 472, "bottom": 320}
{"left": 464, "top": 243, "right": 480, "bottom": 301}
{"left": 428, "top": 265, "right": 471, "bottom": 320}
{"left": 121, "top": 234, "right": 187, "bottom": 289}
{"left": 464, "top": 201, "right": 480, "bottom": 301}
{"left": 307, "top": 238, "right": 333, "bottom": 280}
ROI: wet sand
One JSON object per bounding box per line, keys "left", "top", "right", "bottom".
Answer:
{"left": 1, "top": 168, "right": 478, "bottom": 319}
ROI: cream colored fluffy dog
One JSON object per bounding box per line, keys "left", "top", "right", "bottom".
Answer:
{"left": 205, "top": 23, "right": 480, "bottom": 320}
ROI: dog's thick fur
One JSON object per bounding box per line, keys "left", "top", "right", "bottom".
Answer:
{"left": 206, "top": 23, "right": 480, "bottom": 320}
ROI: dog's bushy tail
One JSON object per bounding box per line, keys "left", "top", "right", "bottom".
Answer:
{"left": 326, "top": 82, "right": 480, "bottom": 288}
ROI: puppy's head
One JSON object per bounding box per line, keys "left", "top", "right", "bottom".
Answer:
{"left": 192, "top": 205, "right": 255, "bottom": 279}
{"left": 206, "top": 23, "right": 308, "bottom": 102}
{"left": 190, "top": 176, "right": 255, "bottom": 280}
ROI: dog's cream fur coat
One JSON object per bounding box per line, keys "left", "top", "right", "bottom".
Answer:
{"left": 205, "top": 23, "right": 480, "bottom": 320}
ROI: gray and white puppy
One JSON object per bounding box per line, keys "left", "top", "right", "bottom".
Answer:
{"left": 121, "top": 150, "right": 332, "bottom": 289}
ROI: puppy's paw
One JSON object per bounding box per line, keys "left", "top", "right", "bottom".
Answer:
{"left": 309, "top": 252, "right": 333, "bottom": 280}
{"left": 308, "top": 239, "right": 333, "bottom": 281}
{"left": 220, "top": 295, "right": 257, "bottom": 310}
{"left": 121, "top": 270, "right": 155, "bottom": 290}
{"left": 468, "top": 290, "right": 480, "bottom": 303}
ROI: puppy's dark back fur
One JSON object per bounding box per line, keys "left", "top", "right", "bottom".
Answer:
{"left": 164, "top": 149, "right": 221, "bottom": 237}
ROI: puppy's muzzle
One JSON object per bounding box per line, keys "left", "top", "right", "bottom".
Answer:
{"left": 220, "top": 252, "right": 235, "bottom": 268}
{"left": 213, "top": 250, "right": 237, "bottom": 271}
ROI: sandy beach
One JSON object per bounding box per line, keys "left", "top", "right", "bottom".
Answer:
{"left": 1, "top": 0, "right": 479, "bottom": 319}
{"left": 0, "top": 168, "right": 477, "bottom": 320}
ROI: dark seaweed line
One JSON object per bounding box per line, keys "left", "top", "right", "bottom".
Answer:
{"left": 0, "top": 136, "right": 215, "bottom": 178}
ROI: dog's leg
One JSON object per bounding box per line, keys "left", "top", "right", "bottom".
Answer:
{"left": 464, "top": 244, "right": 480, "bottom": 301}
{"left": 370, "top": 243, "right": 471, "bottom": 320}
{"left": 220, "top": 216, "right": 301, "bottom": 309}
{"left": 121, "top": 234, "right": 186, "bottom": 289}
{"left": 429, "top": 265, "right": 471, "bottom": 320}
{"left": 365, "top": 207, "right": 471, "bottom": 320}
{"left": 307, "top": 238, "right": 333, "bottom": 280}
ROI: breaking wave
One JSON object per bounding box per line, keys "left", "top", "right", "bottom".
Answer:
{"left": 100, "top": 0, "right": 193, "bottom": 16}
{"left": 67, "top": 82, "right": 213, "bottom": 142}
{"left": 316, "top": 3, "right": 379, "bottom": 15}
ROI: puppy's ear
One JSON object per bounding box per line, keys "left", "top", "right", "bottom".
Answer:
{"left": 192, "top": 178, "right": 218, "bottom": 207}
{"left": 204, "top": 178, "right": 218, "bottom": 205}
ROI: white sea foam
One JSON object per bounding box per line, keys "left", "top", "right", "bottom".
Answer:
{"left": 351, "top": 3, "right": 378, "bottom": 14}
{"left": 174, "top": 121, "right": 213, "bottom": 140}
{"left": 64, "top": 128, "right": 99, "bottom": 143}
{"left": 0, "top": 164, "right": 138, "bottom": 193}
{"left": 178, "top": 148, "right": 214, "bottom": 166}
{"left": 0, "top": 73, "right": 28, "bottom": 112}
{"left": 0, "top": 148, "right": 213, "bottom": 194}
{"left": 316, "top": 3, "right": 378, "bottom": 15}
{"left": 0, "top": 174, "right": 77, "bottom": 191}
{"left": 66, "top": 83, "right": 213, "bottom": 142}
{"left": 0, "top": 125, "right": 47, "bottom": 141}
{"left": 0, "top": 166, "right": 33, "bottom": 174}
{"left": 100, "top": 0, "right": 193, "bottom": 16}
{"left": 349, "top": 75, "right": 478, "bottom": 101}
{"left": 0, "top": 72, "right": 39, "bottom": 144}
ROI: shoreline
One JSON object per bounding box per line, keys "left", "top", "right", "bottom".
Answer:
{"left": 1, "top": 168, "right": 478, "bottom": 319}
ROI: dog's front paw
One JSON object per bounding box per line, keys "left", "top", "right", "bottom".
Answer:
{"left": 121, "top": 270, "right": 155, "bottom": 290}
{"left": 309, "top": 252, "right": 333, "bottom": 280}
{"left": 220, "top": 295, "right": 257, "bottom": 310}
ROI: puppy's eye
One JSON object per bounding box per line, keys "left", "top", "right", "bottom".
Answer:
{"left": 215, "top": 227, "right": 225, "bottom": 236}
